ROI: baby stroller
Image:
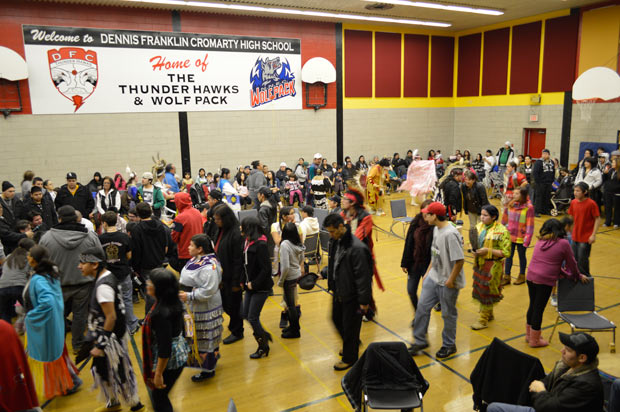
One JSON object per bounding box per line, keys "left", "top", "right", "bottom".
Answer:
{"left": 486, "top": 170, "right": 504, "bottom": 200}
{"left": 550, "top": 174, "right": 574, "bottom": 216}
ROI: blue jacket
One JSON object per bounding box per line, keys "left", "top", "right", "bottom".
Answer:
{"left": 164, "top": 172, "right": 180, "bottom": 193}
{"left": 25, "top": 274, "right": 65, "bottom": 362}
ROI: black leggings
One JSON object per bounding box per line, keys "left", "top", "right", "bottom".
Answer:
{"left": 151, "top": 367, "right": 183, "bottom": 412}
{"left": 526, "top": 280, "right": 553, "bottom": 331}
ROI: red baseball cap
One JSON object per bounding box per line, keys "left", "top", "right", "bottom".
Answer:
{"left": 421, "top": 202, "right": 446, "bottom": 216}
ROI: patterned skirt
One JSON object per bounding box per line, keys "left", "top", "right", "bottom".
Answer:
{"left": 190, "top": 300, "right": 224, "bottom": 353}
{"left": 91, "top": 334, "right": 140, "bottom": 407}
{"left": 27, "top": 344, "right": 78, "bottom": 402}
{"left": 472, "top": 260, "right": 504, "bottom": 306}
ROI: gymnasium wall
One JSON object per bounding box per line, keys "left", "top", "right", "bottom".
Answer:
{"left": 0, "top": 0, "right": 337, "bottom": 187}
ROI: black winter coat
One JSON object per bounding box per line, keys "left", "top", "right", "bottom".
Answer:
{"left": 400, "top": 214, "right": 433, "bottom": 272}
{"left": 0, "top": 197, "right": 23, "bottom": 229}
{"left": 461, "top": 182, "right": 489, "bottom": 215}
{"left": 55, "top": 183, "right": 95, "bottom": 217}
{"left": 327, "top": 228, "right": 373, "bottom": 304}
{"left": 243, "top": 238, "right": 273, "bottom": 291}
{"left": 21, "top": 197, "right": 58, "bottom": 228}
{"left": 531, "top": 360, "right": 603, "bottom": 412}
{"left": 215, "top": 226, "right": 244, "bottom": 286}
{"left": 441, "top": 176, "right": 462, "bottom": 216}
{"left": 0, "top": 217, "right": 26, "bottom": 254}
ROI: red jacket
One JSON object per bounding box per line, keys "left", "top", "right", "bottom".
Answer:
{"left": 172, "top": 192, "right": 204, "bottom": 259}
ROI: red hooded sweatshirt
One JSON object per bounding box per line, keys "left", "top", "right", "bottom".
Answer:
{"left": 172, "top": 192, "right": 204, "bottom": 259}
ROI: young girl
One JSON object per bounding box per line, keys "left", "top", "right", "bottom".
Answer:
{"left": 501, "top": 186, "right": 535, "bottom": 286}
{"left": 179, "top": 234, "right": 223, "bottom": 382}
{"left": 285, "top": 175, "right": 304, "bottom": 206}
{"left": 195, "top": 168, "right": 208, "bottom": 185}
{"left": 278, "top": 223, "right": 304, "bottom": 339}
{"left": 182, "top": 172, "right": 194, "bottom": 192}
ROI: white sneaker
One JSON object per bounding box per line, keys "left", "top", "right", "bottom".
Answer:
{"left": 550, "top": 295, "right": 557, "bottom": 307}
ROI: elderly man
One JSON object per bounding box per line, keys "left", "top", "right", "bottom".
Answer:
{"left": 487, "top": 332, "right": 603, "bottom": 412}
{"left": 496, "top": 141, "right": 515, "bottom": 176}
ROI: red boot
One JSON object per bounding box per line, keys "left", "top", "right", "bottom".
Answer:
{"left": 529, "top": 329, "right": 549, "bottom": 348}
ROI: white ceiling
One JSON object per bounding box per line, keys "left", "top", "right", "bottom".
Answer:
{"left": 38, "top": 0, "right": 605, "bottom": 31}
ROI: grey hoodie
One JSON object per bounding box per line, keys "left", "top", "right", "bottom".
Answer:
{"left": 278, "top": 240, "right": 305, "bottom": 286}
{"left": 248, "top": 168, "right": 267, "bottom": 198}
{"left": 39, "top": 224, "right": 103, "bottom": 286}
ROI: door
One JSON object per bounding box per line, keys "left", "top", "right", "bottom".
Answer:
{"left": 523, "top": 128, "right": 546, "bottom": 159}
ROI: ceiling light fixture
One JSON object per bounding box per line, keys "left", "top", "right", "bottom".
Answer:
{"left": 362, "top": 0, "right": 504, "bottom": 16}
{"left": 126, "top": 0, "right": 452, "bottom": 27}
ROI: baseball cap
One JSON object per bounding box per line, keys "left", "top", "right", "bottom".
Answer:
{"left": 313, "top": 153, "right": 322, "bottom": 159}
{"left": 505, "top": 141, "right": 511, "bottom": 146}
{"left": 79, "top": 247, "right": 105, "bottom": 264}
{"left": 421, "top": 202, "right": 446, "bottom": 216}
{"left": 329, "top": 195, "right": 341, "bottom": 204}
{"left": 611, "top": 150, "right": 620, "bottom": 157}
{"left": 559, "top": 332, "right": 599, "bottom": 361}
{"left": 66, "top": 172, "right": 77, "bottom": 180}
{"left": 280, "top": 162, "right": 287, "bottom": 167}
{"left": 142, "top": 172, "right": 153, "bottom": 180}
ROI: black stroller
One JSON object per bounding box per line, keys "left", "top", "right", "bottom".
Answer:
{"left": 550, "top": 174, "right": 574, "bottom": 216}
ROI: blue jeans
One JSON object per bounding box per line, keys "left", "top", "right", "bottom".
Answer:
{"left": 243, "top": 290, "right": 270, "bottom": 337}
{"left": 505, "top": 242, "right": 527, "bottom": 276}
{"left": 571, "top": 241, "right": 592, "bottom": 277}
{"left": 487, "top": 403, "right": 535, "bottom": 412}
{"left": 412, "top": 276, "right": 460, "bottom": 348}
{"left": 120, "top": 276, "right": 139, "bottom": 331}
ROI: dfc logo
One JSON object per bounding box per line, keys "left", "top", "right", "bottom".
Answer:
{"left": 249, "top": 56, "right": 296, "bottom": 108}
{"left": 48, "top": 47, "right": 98, "bottom": 112}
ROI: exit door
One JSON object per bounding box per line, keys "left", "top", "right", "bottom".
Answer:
{"left": 523, "top": 128, "right": 546, "bottom": 159}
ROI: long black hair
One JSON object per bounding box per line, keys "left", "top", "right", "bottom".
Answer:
{"left": 149, "top": 268, "right": 183, "bottom": 316}
{"left": 241, "top": 216, "right": 264, "bottom": 241}
{"left": 28, "top": 245, "right": 60, "bottom": 279}
{"left": 539, "top": 218, "right": 566, "bottom": 240}
{"left": 281, "top": 222, "right": 302, "bottom": 246}
{"left": 213, "top": 203, "right": 239, "bottom": 231}
{"left": 279, "top": 206, "right": 293, "bottom": 230}
{"left": 6, "top": 238, "right": 36, "bottom": 270}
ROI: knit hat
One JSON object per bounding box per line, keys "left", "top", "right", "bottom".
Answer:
{"left": 2, "top": 181, "right": 14, "bottom": 192}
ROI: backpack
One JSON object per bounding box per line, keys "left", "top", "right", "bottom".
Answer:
{"left": 189, "top": 182, "right": 209, "bottom": 205}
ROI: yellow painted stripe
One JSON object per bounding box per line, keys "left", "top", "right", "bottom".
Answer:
{"left": 343, "top": 92, "right": 564, "bottom": 109}
{"left": 506, "top": 26, "right": 513, "bottom": 94}
{"left": 427, "top": 35, "right": 432, "bottom": 97}
{"left": 537, "top": 19, "right": 546, "bottom": 94}
{"left": 452, "top": 35, "right": 459, "bottom": 98}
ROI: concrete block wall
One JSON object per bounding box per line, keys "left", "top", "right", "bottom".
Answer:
{"left": 453, "top": 105, "right": 564, "bottom": 160}
{"left": 570, "top": 102, "right": 620, "bottom": 164}
{"left": 0, "top": 113, "right": 182, "bottom": 190}
{"left": 343, "top": 107, "right": 455, "bottom": 161}
{"left": 188, "top": 109, "right": 337, "bottom": 175}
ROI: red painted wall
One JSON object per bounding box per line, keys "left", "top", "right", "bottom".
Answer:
{"left": 481, "top": 28, "right": 509, "bottom": 95}
{"left": 0, "top": 0, "right": 337, "bottom": 113}
{"left": 375, "top": 32, "right": 401, "bottom": 98}
{"left": 403, "top": 34, "right": 428, "bottom": 97}
{"left": 344, "top": 30, "right": 372, "bottom": 97}
{"left": 457, "top": 33, "right": 481, "bottom": 97}
{"left": 542, "top": 14, "right": 579, "bottom": 93}
{"left": 430, "top": 36, "right": 454, "bottom": 97}
{"left": 510, "top": 21, "right": 541, "bottom": 94}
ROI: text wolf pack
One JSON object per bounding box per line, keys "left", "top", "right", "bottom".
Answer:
{"left": 249, "top": 57, "right": 296, "bottom": 108}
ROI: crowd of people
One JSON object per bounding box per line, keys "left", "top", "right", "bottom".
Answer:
{"left": 0, "top": 143, "right": 619, "bottom": 412}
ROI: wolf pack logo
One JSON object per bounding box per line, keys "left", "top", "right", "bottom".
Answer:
{"left": 47, "top": 47, "right": 98, "bottom": 112}
{"left": 249, "top": 56, "right": 296, "bottom": 108}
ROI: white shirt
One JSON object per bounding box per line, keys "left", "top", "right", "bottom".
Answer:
{"left": 96, "top": 271, "right": 116, "bottom": 304}
{"left": 484, "top": 155, "right": 496, "bottom": 172}
{"left": 81, "top": 218, "right": 95, "bottom": 233}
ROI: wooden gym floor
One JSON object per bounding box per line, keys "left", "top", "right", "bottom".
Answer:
{"left": 43, "top": 193, "right": 620, "bottom": 412}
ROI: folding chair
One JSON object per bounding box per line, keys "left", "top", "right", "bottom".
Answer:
{"left": 549, "top": 278, "right": 616, "bottom": 352}
{"left": 389, "top": 199, "right": 413, "bottom": 237}
{"left": 303, "top": 232, "right": 320, "bottom": 272}
{"left": 237, "top": 209, "right": 258, "bottom": 224}
{"left": 319, "top": 230, "right": 330, "bottom": 261}
{"left": 342, "top": 342, "right": 429, "bottom": 412}
{"left": 314, "top": 207, "right": 329, "bottom": 229}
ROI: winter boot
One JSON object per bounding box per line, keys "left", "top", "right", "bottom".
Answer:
{"left": 529, "top": 329, "right": 549, "bottom": 348}
{"left": 249, "top": 332, "right": 271, "bottom": 359}
{"left": 513, "top": 274, "right": 526, "bottom": 285}
{"left": 500, "top": 274, "right": 511, "bottom": 287}
{"left": 471, "top": 309, "right": 492, "bottom": 330}
{"left": 279, "top": 311, "right": 289, "bottom": 329}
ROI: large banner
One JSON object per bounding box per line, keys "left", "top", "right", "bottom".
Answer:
{"left": 22, "top": 25, "right": 302, "bottom": 114}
